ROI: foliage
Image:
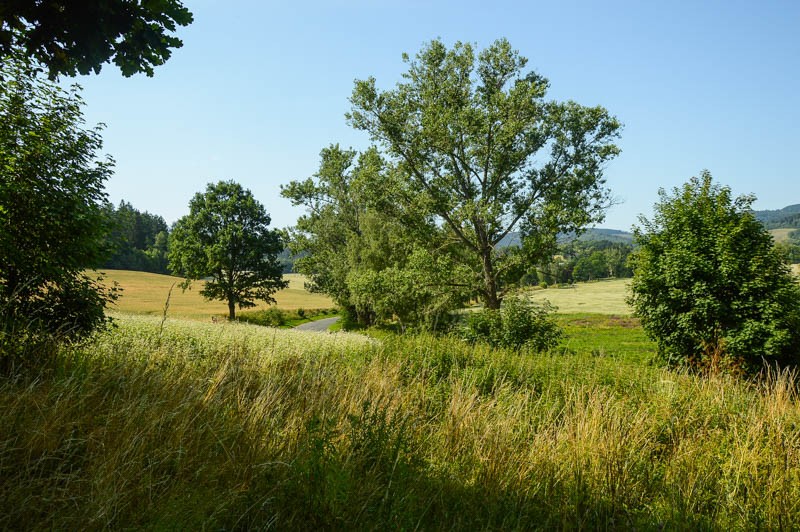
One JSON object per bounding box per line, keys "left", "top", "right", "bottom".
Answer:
{"left": 775, "top": 238, "right": 800, "bottom": 264}
{"left": 236, "top": 307, "right": 335, "bottom": 328}
{"left": 282, "top": 145, "right": 470, "bottom": 327}
{"left": 0, "top": 0, "right": 193, "bottom": 78}
{"left": 559, "top": 239, "right": 634, "bottom": 282}
{"left": 169, "top": 181, "right": 287, "bottom": 320}
{"left": 0, "top": 57, "right": 116, "bottom": 373}
{"left": 628, "top": 171, "right": 800, "bottom": 372}
{"left": 102, "top": 200, "right": 170, "bottom": 273}
{"left": 346, "top": 247, "right": 469, "bottom": 330}
{"left": 462, "top": 296, "right": 563, "bottom": 351}
{"left": 348, "top": 38, "right": 621, "bottom": 309}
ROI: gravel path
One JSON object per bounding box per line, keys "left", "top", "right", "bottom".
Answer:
{"left": 293, "top": 316, "right": 340, "bottom": 332}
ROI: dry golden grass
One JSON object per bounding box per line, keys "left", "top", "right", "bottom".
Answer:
{"left": 96, "top": 270, "right": 333, "bottom": 319}
{"left": 527, "top": 278, "right": 631, "bottom": 314}
{"left": 770, "top": 228, "right": 796, "bottom": 243}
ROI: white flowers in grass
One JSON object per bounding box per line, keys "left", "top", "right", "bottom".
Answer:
{"left": 96, "top": 313, "right": 375, "bottom": 363}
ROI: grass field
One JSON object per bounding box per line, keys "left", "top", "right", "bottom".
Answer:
{"left": 770, "top": 227, "right": 796, "bottom": 243}
{"left": 527, "top": 278, "right": 631, "bottom": 314}
{"left": 97, "top": 270, "right": 333, "bottom": 319}
{"left": 5, "top": 313, "right": 800, "bottom": 529}
{"left": 793, "top": 263, "right": 800, "bottom": 276}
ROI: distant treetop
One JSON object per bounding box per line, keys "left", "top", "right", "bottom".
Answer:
{"left": 0, "top": 0, "right": 193, "bottom": 78}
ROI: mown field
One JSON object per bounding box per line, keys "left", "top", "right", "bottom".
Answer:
{"left": 97, "top": 270, "right": 333, "bottom": 319}
{"left": 528, "top": 278, "right": 630, "bottom": 314}
{"left": 4, "top": 313, "right": 800, "bottom": 529}
{"left": 103, "top": 269, "right": 633, "bottom": 318}
{"left": 770, "top": 227, "right": 796, "bottom": 243}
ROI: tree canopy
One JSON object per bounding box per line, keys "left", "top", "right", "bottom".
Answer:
{"left": 628, "top": 171, "right": 800, "bottom": 373}
{"left": 169, "top": 181, "right": 287, "bottom": 320}
{"left": 282, "top": 145, "right": 468, "bottom": 328}
{"left": 0, "top": 0, "right": 193, "bottom": 78}
{"left": 0, "top": 57, "right": 116, "bottom": 372}
{"left": 348, "top": 38, "right": 621, "bottom": 309}
{"left": 102, "top": 201, "right": 170, "bottom": 274}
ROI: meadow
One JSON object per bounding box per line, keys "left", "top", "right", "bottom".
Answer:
{"left": 5, "top": 272, "right": 800, "bottom": 528}
{"left": 97, "top": 270, "right": 334, "bottom": 320}
{"left": 770, "top": 227, "right": 796, "bottom": 243}
{"left": 528, "top": 278, "right": 630, "bottom": 314}
{"left": 4, "top": 312, "right": 800, "bottom": 529}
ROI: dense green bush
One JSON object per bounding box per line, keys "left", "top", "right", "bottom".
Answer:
{"left": 0, "top": 57, "right": 117, "bottom": 374}
{"left": 628, "top": 172, "right": 800, "bottom": 372}
{"left": 235, "top": 307, "right": 336, "bottom": 328}
{"left": 462, "top": 296, "right": 562, "bottom": 351}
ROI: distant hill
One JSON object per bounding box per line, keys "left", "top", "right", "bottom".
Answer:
{"left": 754, "top": 204, "right": 800, "bottom": 229}
{"left": 570, "top": 228, "right": 634, "bottom": 244}
{"left": 497, "top": 228, "right": 634, "bottom": 248}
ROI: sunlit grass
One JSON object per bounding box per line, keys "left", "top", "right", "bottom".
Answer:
{"left": 95, "top": 269, "right": 333, "bottom": 319}
{"left": 526, "top": 278, "right": 631, "bottom": 314}
{"left": 770, "top": 227, "right": 795, "bottom": 243}
{"left": 3, "top": 313, "right": 800, "bottom": 528}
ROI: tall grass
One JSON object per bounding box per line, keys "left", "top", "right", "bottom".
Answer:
{"left": 2, "top": 314, "right": 800, "bottom": 529}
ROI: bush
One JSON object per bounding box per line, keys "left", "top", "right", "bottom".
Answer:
{"left": 462, "top": 296, "right": 563, "bottom": 352}
{"left": 235, "top": 307, "right": 286, "bottom": 327}
{"left": 628, "top": 171, "right": 800, "bottom": 373}
{"left": 0, "top": 57, "right": 117, "bottom": 374}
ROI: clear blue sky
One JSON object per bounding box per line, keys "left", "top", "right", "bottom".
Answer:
{"left": 74, "top": 0, "right": 800, "bottom": 231}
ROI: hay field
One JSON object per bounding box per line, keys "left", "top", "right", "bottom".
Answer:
{"left": 97, "top": 270, "right": 333, "bottom": 319}
{"left": 527, "top": 278, "right": 631, "bottom": 314}
{"left": 769, "top": 228, "right": 796, "bottom": 243}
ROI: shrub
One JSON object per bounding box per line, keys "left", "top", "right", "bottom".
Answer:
{"left": 628, "top": 171, "right": 800, "bottom": 373}
{"left": 462, "top": 296, "right": 562, "bottom": 351}
{"left": 0, "top": 57, "right": 117, "bottom": 374}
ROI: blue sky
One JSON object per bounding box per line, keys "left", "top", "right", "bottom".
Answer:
{"left": 74, "top": 0, "right": 800, "bottom": 231}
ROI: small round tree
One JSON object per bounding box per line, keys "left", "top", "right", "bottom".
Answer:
{"left": 628, "top": 171, "right": 800, "bottom": 373}
{"left": 169, "top": 181, "right": 287, "bottom": 320}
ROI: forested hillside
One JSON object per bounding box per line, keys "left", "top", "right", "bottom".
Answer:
{"left": 754, "top": 204, "right": 800, "bottom": 228}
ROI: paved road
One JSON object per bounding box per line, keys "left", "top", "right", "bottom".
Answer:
{"left": 294, "top": 316, "right": 340, "bottom": 332}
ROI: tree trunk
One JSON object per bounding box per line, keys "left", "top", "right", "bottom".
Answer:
{"left": 228, "top": 297, "right": 236, "bottom": 320}
{"left": 481, "top": 248, "right": 501, "bottom": 310}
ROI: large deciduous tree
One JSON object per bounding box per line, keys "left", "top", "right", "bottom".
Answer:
{"left": 628, "top": 171, "right": 800, "bottom": 373}
{"left": 0, "top": 0, "right": 193, "bottom": 78}
{"left": 169, "top": 181, "right": 287, "bottom": 320}
{"left": 348, "top": 38, "right": 621, "bottom": 309}
{"left": 0, "top": 57, "right": 117, "bottom": 372}
{"left": 282, "top": 145, "right": 471, "bottom": 328}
